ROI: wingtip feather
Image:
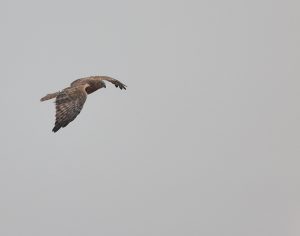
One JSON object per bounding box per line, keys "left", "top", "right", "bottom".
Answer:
{"left": 52, "top": 126, "right": 60, "bottom": 133}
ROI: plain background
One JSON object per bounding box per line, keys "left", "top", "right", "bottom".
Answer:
{"left": 0, "top": 0, "right": 299, "bottom": 235}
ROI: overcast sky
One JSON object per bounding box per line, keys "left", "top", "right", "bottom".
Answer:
{"left": 0, "top": 0, "right": 300, "bottom": 235}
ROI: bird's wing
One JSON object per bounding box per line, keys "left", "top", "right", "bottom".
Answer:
{"left": 70, "top": 78, "right": 87, "bottom": 87}
{"left": 101, "top": 77, "right": 127, "bottom": 90}
{"left": 52, "top": 85, "right": 88, "bottom": 132}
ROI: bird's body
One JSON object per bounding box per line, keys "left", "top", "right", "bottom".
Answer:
{"left": 41, "top": 76, "right": 126, "bottom": 132}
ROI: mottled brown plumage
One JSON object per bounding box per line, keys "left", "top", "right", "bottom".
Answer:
{"left": 40, "top": 76, "right": 126, "bottom": 132}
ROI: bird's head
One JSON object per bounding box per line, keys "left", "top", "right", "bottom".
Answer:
{"left": 101, "top": 81, "right": 106, "bottom": 88}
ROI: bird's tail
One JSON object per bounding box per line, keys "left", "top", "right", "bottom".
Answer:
{"left": 40, "top": 92, "right": 60, "bottom": 101}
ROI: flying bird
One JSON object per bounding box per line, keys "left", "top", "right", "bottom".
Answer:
{"left": 40, "top": 76, "right": 126, "bottom": 132}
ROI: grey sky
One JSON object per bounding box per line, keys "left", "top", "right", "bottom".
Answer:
{"left": 0, "top": 0, "right": 299, "bottom": 235}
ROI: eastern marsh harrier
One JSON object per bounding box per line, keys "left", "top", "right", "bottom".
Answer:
{"left": 41, "top": 76, "right": 126, "bottom": 132}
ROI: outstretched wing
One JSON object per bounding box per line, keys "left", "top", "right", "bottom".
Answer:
{"left": 101, "top": 76, "right": 127, "bottom": 90}
{"left": 70, "top": 76, "right": 127, "bottom": 90}
{"left": 52, "top": 85, "right": 88, "bottom": 132}
{"left": 70, "top": 78, "right": 88, "bottom": 87}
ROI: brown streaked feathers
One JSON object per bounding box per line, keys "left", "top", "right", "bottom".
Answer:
{"left": 40, "top": 76, "right": 127, "bottom": 132}
{"left": 52, "top": 85, "right": 88, "bottom": 132}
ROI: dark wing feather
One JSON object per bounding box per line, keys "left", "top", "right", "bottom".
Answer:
{"left": 52, "top": 85, "right": 88, "bottom": 132}
{"left": 101, "top": 77, "right": 127, "bottom": 90}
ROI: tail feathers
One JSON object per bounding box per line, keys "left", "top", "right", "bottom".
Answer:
{"left": 40, "top": 92, "right": 59, "bottom": 102}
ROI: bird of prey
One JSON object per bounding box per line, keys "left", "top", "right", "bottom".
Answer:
{"left": 40, "top": 76, "right": 126, "bottom": 132}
